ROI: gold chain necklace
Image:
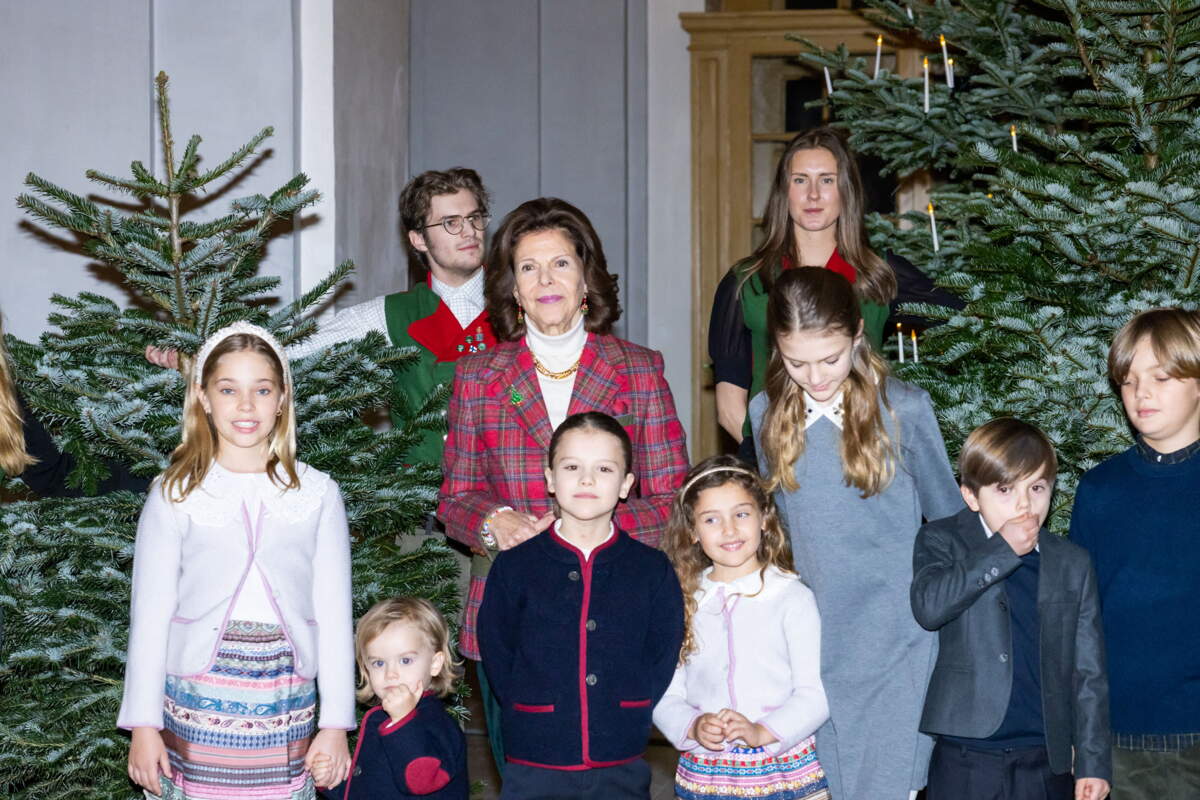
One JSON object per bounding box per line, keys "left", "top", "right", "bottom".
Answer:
{"left": 532, "top": 355, "right": 580, "bottom": 380}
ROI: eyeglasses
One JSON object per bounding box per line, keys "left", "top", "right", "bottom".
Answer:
{"left": 419, "top": 211, "right": 490, "bottom": 235}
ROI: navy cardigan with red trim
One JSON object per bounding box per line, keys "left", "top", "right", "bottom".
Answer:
{"left": 317, "top": 694, "right": 467, "bottom": 799}
{"left": 477, "top": 526, "right": 685, "bottom": 769}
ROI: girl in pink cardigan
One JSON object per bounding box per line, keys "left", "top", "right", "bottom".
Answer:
{"left": 118, "top": 322, "right": 355, "bottom": 799}
{"left": 654, "top": 456, "right": 831, "bottom": 800}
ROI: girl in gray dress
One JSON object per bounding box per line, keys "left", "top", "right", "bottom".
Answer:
{"left": 749, "top": 269, "right": 962, "bottom": 800}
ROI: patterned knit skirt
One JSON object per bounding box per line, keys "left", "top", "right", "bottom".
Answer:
{"left": 153, "top": 620, "right": 317, "bottom": 800}
{"left": 674, "top": 735, "right": 830, "bottom": 800}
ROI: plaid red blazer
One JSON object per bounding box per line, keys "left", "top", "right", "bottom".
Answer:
{"left": 437, "top": 332, "right": 690, "bottom": 659}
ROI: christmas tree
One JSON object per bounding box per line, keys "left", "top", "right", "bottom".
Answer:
{"left": 0, "top": 73, "right": 460, "bottom": 798}
{"left": 799, "top": 0, "right": 1200, "bottom": 529}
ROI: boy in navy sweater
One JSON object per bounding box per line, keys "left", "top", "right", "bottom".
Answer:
{"left": 912, "top": 418, "right": 1111, "bottom": 800}
{"left": 315, "top": 597, "right": 467, "bottom": 800}
{"left": 478, "top": 412, "right": 684, "bottom": 799}
{"left": 1070, "top": 308, "right": 1200, "bottom": 800}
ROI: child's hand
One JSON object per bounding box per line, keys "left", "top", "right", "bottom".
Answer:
{"left": 382, "top": 681, "right": 422, "bottom": 723}
{"left": 717, "top": 709, "right": 777, "bottom": 748}
{"left": 1075, "top": 777, "right": 1110, "bottom": 800}
{"left": 690, "top": 712, "right": 727, "bottom": 751}
{"left": 997, "top": 512, "right": 1039, "bottom": 556}
{"left": 309, "top": 753, "right": 335, "bottom": 788}
{"left": 305, "top": 729, "right": 350, "bottom": 787}
{"left": 128, "top": 727, "right": 172, "bottom": 794}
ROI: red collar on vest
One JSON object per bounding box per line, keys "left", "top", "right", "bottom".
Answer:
{"left": 781, "top": 249, "right": 857, "bottom": 283}
{"left": 407, "top": 295, "right": 496, "bottom": 363}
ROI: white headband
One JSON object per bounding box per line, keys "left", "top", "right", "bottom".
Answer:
{"left": 680, "top": 465, "right": 759, "bottom": 497}
{"left": 193, "top": 321, "right": 292, "bottom": 389}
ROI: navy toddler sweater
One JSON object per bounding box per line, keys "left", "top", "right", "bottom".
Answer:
{"left": 1069, "top": 444, "right": 1200, "bottom": 735}
{"left": 318, "top": 694, "right": 467, "bottom": 799}
{"left": 477, "top": 526, "right": 685, "bottom": 769}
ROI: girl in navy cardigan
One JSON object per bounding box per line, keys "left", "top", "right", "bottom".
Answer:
{"left": 477, "top": 411, "right": 685, "bottom": 799}
{"left": 314, "top": 596, "right": 468, "bottom": 799}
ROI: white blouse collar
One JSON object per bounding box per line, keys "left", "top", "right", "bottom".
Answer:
{"left": 804, "top": 389, "right": 844, "bottom": 430}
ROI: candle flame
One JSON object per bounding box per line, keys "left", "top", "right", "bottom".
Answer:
{"left": 897, "top": 322, "right": 903, "bottom": 330}
{"left": 927, "top": 202, "right": 935, "bottom": 214}
{"left": 1010, "top": 124, "right": 1016, "bottom": 135}
{"left": 877, "top": 35, "right": 883, "bottom": 45}
{"left": 939, "top": 34, "right": 946, "bottom": 46}
{"left": 923, "top": 57, "right": 929, "bottom": 68}
{"left": 947, "top": 58, "right": 954, "bottom": 66}
{"left": 911, "top": 330, "right": 917, "bottom": 340}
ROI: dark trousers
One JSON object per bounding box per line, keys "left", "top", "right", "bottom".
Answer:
{"left": 474, "top": 659, "right": 506, "bottom": 779}
{"left": 499, "top": 758, "right": 651, "bottom": 800}
{"left": 1112, "top": 743, "right": 1200, "bottom": 800}
{"left": 926, "top": 740, "right": 1073, "bottom": 800}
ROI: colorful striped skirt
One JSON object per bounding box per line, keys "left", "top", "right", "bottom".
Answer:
{"left": 154, "top": 620, "right": 317, "bottom": 800}
{"left": 674, "top": 735, "right": 830, "bottom": 800}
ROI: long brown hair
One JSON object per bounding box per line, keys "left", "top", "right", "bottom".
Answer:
{"left": 0, "top": 316, "right": 35, "bottom": 476}
{"left": 161, "top": 333, "right": 299, "bottom": 501}
{"left": 661, "top": 455, "right": 794, "bottom": 663}
{"left": 742, "top": 126, "right": 895, "bottom": 305}
{"left": 760, "top": 269, "right": 896, "bottom": 497}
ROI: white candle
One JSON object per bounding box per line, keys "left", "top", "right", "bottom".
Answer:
{"left": 824, "top": 66, "right": 834, "bottom": 95}
{"left": 911, "top": 329, "right": 919, "bottom": 364}
{"left": 946, "top": 57, "right": 955, "bottom": 89}
{"left": 906, "top": 4, "right": 913, "bottom": 20}
{"left": 897, "top": 324, "right": 905, "bottom": 364}
{"left": 923, "top": 57, "right": 930, "bottom": 114}
{"left": 874, "top": 35, "right": 883, "bottom": 79}
{"left": 1010, "top": 124, "right": 1018, "bottom": 152}
{"left": 940, "top": 35, "right": 949, "bottom": 76}
{"left": 928, "top": 202, "right": 940, "bottom": 252}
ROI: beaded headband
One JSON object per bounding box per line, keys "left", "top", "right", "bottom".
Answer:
{"left": 680, "top": 465, "right": 759, "bottom": 497}
{"left": 192, "top": 321, "right": 292, "bottom": 390}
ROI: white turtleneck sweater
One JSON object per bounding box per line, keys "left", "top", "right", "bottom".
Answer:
{"left": 525, "top": 315, "right": 587, "bottom": 429}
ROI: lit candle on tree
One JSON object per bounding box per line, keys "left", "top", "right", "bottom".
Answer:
{"left": 923, "top": 57, "right": 930, "bottom": 114}
{"left": 824, "top": 66, "right": 834, "bottom": 95}
{"left": 939, "top": 34, "right": 951, "bottom": 87}
{"left": 946, "top": 57, "right": 955, "bottom": 89}
{"left": 874, "top": 35, "right": 883, "bottom": 79}
{"left": 928, "top": 201, "right": 940, "bottom": 252}
{"left": 1010, "top": 124, "right": 1018, "bottom": 152}
{"left": 911, "top": 329, "right": 919, "bottom": 363}
{"left": 897, "top": 323, "right": 905, "bottom": 364}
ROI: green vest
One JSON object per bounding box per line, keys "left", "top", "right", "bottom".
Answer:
{"left": 383, "top": 284, "right": 492, "bottom": 465}
{"left": 736, "top": 262, "right": 887, "bottom": 438}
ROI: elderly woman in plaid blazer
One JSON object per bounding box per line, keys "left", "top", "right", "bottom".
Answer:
{"left": 437, "top": 197, "right": 690, "bottom": 775}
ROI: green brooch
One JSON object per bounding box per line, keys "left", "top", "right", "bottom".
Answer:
{"left": 509, "top": 389, "right": 524, "bottom": 406}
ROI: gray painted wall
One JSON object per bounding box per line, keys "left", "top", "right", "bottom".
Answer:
{"left": 1, "top": 0, "right": 300, "bottom": 341}
{"left": 408, "top": 0, "right": 648, "bottom": 343}
{"left": 333, "top": 0, "right": 410, "bottom": 308}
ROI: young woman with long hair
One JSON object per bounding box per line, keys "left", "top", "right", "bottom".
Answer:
{"left": 749, "top": 268, "right": 962, "bottom": 800}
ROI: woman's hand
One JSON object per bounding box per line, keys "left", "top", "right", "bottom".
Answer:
{"left": 305, "top": 729, "right": 350, "bottom": 787}
{"left": 690, "top": 712, "right": 727, "bottom": 751}
{"left": 488, "top": 509, "right": 555, "bottom": 550}
{"left": 1075, "top": 778, "right": 1110, "bottom": 800}
{"left": 128, "top": 727, "right": 171, "bottom": 794}
{"left": 717, "top": 709, "right": 777, "bottom": 748}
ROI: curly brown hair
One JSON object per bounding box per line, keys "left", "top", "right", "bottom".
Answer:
{"left": 484, "top": 197, "right": 621, "bottom": 342}
{"left": 661, "top": 455, "right": 794, "bottom": 664}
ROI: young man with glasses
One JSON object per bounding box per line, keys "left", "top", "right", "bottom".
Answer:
{"left": 290, "top": 167, "right": 496, "bottom": 463}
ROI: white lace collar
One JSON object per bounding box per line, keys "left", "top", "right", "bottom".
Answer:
{"left": 175, "top": 460, "right": 330, "bottom": 527}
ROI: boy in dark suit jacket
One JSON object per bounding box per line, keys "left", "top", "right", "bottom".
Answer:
{"left": 912, "top": 418, "right": 1112, "bottom": 800}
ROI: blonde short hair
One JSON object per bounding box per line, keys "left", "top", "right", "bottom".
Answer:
{"left": 354, "top": 596, "right": 462, "bottom": 703}
{"left": 959, "top": 418, "right": 1057, "bottom": 493}
{"left": 1108, "top": 307, "right": 1200, "bottom": 386}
